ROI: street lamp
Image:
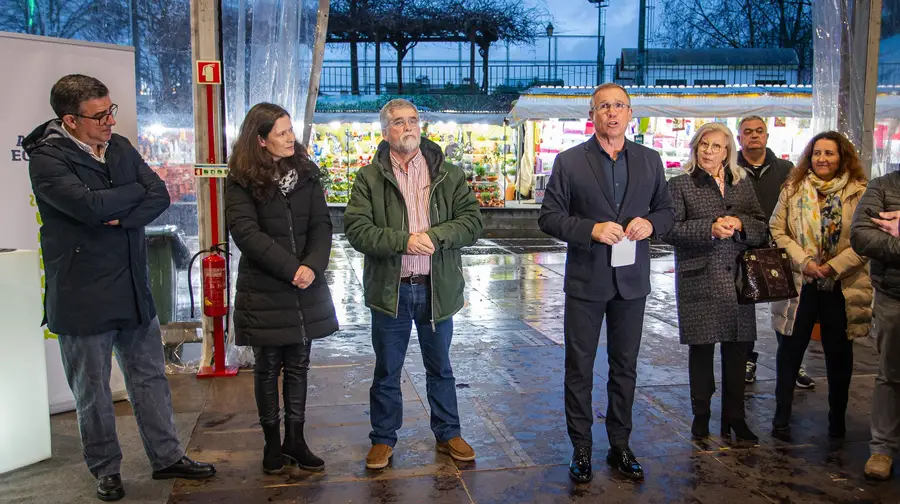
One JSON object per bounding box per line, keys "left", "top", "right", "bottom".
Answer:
{"left": 545, "top": 22, "right": 554, "bottom": 82}
{"left": 587, "top": 0, "right": 610, "bottom": 85}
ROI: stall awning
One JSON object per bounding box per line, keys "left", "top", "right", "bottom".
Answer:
{"left": 314, "top": 111, "right": 508, "bottom": 125}
{"left": 505, "top": 85, "right": 900, "bottom": 125}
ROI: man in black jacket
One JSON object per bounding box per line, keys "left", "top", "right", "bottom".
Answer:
{"left": 736, "top": 116, "right": 815, "bottom": 390}
{"left": 850, "top": 171, "right": 900, "bottom": 481}
{"left": 539, "top": 83, "right": 675, "bottom": 483}
{"left": 25, "top": 74, "right": 214, "bottom": 502}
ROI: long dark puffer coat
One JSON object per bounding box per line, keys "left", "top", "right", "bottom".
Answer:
{"left": 225, "top": 161, "right": 338, "bottom": 346}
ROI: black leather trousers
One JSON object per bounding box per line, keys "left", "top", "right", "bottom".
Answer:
{"left": 253, "top": 340, "right": 312, "bottom": 426}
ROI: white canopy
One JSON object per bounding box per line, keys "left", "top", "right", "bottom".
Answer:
{"left": 506, "top": 85, "right": 900, "bottom": 125}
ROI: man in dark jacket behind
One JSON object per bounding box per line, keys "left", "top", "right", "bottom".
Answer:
{"left": 850, "top": 170, "right": 900, "bottom": 481}
{"left": 736, "top": 116, "right": 815, "bottom": 390}
{"left": 25, "top": 74, "right": 214, "bottom": 502}
{"left": 344, "top": 99, "right": 483, "bottom": 470}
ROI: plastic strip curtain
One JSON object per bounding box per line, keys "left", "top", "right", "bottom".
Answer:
{"left": 814, "top": 0, "right": 897, "bottom": 177}
{"left": 220, "top": 0, "right": 319, "bottom": 368}
{"left": 812, "top": 0, "right": 847, "bottom": 134}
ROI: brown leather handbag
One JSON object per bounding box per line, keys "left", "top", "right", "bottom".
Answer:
{"left": 735, "top": 245, "right": 799, "bottom": 304}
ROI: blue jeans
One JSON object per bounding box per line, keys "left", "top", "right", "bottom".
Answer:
{"left": 58, "top": 317, "right": 183, "bottom": 478}
{"left": 369, "top": 283, "right": 460, "bottom": 447}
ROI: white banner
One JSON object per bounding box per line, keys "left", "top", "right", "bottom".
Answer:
{"left": 0, "top": 32, "right": 139, "bottom": 413}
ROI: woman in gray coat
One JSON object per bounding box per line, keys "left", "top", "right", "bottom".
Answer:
{"left": 662, "top": 122, "right": 768, "bottom": 444}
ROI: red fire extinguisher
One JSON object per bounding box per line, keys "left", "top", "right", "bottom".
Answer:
{"left": 201, "top": 252, "right": 227, "bottom": 317}
{"left": 188, "top": 243, "right": 230, "bottom": 320}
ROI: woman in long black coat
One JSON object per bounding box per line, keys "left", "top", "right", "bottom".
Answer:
{"left": 225, "top": 103, "right": 338, "bottom": 474}
{"left": 661, "top": 122, "right": 767, "bottom": 445}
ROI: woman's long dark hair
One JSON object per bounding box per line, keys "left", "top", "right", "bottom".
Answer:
{"left": 784, "top": 130, "right": 867, "bottom": 197}
{"left": 228, "top": 102, "right": 309, "bottom": 201}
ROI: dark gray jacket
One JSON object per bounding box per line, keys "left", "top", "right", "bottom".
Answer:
{"left": 850, "top": 171, "right": 900, "bottom": 300}
{"left": 661, "top": 170, "right": 768, "bottom": 345}
{"left": 737, "top": 148, "right": 793, "bottom": 220}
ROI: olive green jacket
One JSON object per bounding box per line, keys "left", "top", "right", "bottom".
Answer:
{"left": 344, "top": 137, "right": 483, "bottom": 322}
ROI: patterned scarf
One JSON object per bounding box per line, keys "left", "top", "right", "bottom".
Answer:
{"left": 796, "top": 170, "right": 848, "bottom": 266}
{"left": 277, "top": 168, "right": 298, "bottom": 195}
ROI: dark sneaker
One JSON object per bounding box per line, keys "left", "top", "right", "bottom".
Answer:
{"left": 796, "top": 366, "right": 815, "bottom": 389}
{"left": 745, "top": 360, "right": 757, "bottom": 384}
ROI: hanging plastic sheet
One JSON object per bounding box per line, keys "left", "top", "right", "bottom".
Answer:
{"left": 811, "top": 0, "right": 852, "bottom": 135}
{"left": 188, "top": 0, "right": 321, "bottom": 369}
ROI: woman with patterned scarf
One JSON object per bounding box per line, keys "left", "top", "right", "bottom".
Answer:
{"left": 769, "top": 131, "right": 873, "bottom": 442}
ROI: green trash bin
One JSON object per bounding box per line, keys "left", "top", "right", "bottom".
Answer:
{"left": 146, "top": 225, "right": 190, "bottom": 325}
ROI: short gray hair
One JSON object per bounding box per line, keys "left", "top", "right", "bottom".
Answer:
{"left": 379, "top": 99, "right": 419, "bottom": 131}
{"left": 685, "top": 122, "right": 747, "bottom": 183}
{"left": 590, "top": 83, "right": 631, "bottom": 109}
{"left": 738, "top": 115, "right": 766, "bottom": 131}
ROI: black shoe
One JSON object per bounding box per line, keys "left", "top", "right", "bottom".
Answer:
{"left": 283, "top": 421, "right": 324, "bottom": 472}
{"left": 262, "top": 423, "right": 284, "bottom": 475}
{"left": 568, "top": 446, "right": 593, "bottom": 483}
{"left": 96, "top": 474, "right": 124, "bottom": 502}
{"left": 771, "top": 425, "right": 792, "bottom": 442}
{"left": 152, "top": 456, "right": 216, "bottom": 480}
{"left": 721, "top": 419, "right": 758, "bottom": 445}
{"left": 691, "top": 414, "right": 711, "bottom": 439}
{"left": 606, "top": 446, "right": 644, "bottom": 481}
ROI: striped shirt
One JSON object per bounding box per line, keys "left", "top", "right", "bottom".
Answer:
{"left": 391, "top": 150, "right": 431, "bottom": 276}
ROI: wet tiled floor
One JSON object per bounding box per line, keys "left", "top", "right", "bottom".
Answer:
{"left": 166, "top": 238, "right": 897, "bottom": 503}
{"left": 4, "top": 238, "right": 898, "bottom": 503}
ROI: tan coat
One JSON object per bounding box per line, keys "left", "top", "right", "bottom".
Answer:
{"left": 769, "top": 179, "right": 873, "bottom": 339}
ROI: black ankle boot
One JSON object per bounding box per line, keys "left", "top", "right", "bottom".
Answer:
{"left": 261, "top": 423, "right": 284, "bottom": 474}
{"left": 283, "top": 421, "right": 324, "bottom": 471}
{"left": 692, "top": 414, "right": 711, "bottom": 439}
{"left": 691, "top": 399, "right": 711, "bottom": 439}
{"left": 722, "top": 418, "right": 758, "bottom": 444}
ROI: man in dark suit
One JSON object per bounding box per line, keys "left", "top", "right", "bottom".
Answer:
{"left": 538, "top": 83, "right": 675, "bottom": 483}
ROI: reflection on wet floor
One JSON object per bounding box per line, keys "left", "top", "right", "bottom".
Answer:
{"left": 9, "top": 237, "right": 894, "bottom": 503}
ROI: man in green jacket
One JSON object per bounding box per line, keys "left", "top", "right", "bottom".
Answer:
{"left": 345, "top": 99, "right": 484, "bottom": 470}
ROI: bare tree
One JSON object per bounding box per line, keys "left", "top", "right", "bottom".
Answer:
{"left": 456, "top": 0, "right": 546, "bottom": 93}
{"left": 656, "top": 0, "right": 812, "bottom": 69}
{"left": 134, "top": 0, "right": 193, "bottom": 115}
{"left": 0, "top": 0, "right": 129, "bottom": 44}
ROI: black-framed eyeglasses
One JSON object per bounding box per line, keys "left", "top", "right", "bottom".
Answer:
{"left": 71, "top": 104, "right": 118, "bottom": 126}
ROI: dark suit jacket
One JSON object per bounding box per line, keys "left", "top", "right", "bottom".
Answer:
{"left": 538, "top": 138, "right": 676, "bottom": 302}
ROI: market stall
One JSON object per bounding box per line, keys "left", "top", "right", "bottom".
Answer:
{"left": 508, "top": 85, "right": 900, "bottom": 194}
{"left": 312, "top": 112, "right": 517, "bottom": 207}
{"left": 507, "top": 85, "right": 821, "bottom": 201}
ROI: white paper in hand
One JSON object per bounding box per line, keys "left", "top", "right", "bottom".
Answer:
{"left": 610, "top": 238, "right": 636, "bottom": 267}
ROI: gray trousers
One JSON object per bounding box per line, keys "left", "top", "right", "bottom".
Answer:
{"left": 871, "top": 291, "right": 900, "bottom": 457}
{"left": 58, "top": 318, "right": 183, "bottom": 478}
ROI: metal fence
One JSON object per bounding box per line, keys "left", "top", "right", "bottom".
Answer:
{"left": 319, "top": 60, "right": 826, "bottom": 94}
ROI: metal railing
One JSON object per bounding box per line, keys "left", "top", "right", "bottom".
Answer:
{"left": 320, "top": 60, "right": 819, "bottom": 94}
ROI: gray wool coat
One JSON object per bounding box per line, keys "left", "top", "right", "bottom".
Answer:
{"left": 661, "top": 169, "right": 769, "bottom": 346}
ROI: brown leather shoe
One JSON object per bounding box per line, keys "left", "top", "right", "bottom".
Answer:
{"left": 436, "top": 436, "right": 476, "bottom": 462}
{"left": 365, "top": 444, "right": 393, "bottom": 470}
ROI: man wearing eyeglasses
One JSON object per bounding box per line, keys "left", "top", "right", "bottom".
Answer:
{"left": 734, "top": 116, "right": 814, "bottom": 389}
{"left": 23, "top": 74, "right": 215, "bottom": 502}
{"left": 344, "top": 99, "right": 483, "bottom": 470}
{"left": 539, "top": 83, "right": 675, "bottom": 483}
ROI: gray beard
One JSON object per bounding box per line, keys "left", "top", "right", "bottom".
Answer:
{"left": 391, "top": 135, "right": 420, "bottom": 154}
